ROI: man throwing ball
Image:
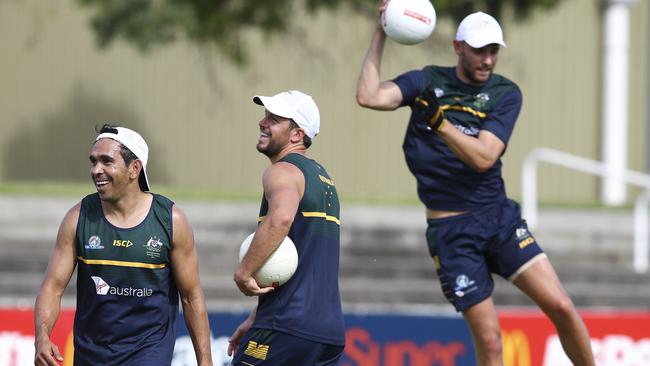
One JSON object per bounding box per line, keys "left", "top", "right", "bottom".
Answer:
{"left": 356, "top": 5, "right": 595, "bottom": 365}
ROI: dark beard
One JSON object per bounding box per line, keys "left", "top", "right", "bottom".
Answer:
{"left": 257, "top": 141, "right": 283, "bottom": 158}
{"left": 461, "top": 62, "right": 490, "bottom": 86}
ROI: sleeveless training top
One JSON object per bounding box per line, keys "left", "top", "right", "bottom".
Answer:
{"left": 253, "top": 153, "right": 345, "bottom": 346}
{"left": 74, "top": 193, "right": 178, "bottom": 365}
{"left": 393, "top": 65, "right": 523, "bottom": 211}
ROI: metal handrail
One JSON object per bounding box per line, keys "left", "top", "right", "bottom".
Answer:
{"left": 522, "top": 147, "right": 650, "bottom": 273}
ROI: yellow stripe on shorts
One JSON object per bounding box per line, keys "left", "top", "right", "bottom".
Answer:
{"left": 244, "top": 341, "right": 269, "bottom": 360}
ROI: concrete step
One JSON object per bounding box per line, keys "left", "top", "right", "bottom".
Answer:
{"left": 1, "top": 196, "right": 647, "bottom": 310}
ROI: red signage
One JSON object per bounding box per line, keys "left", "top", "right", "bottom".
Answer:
{"left": 343, "top": 327, "right": 467, "bottom": 366}
{"left": 0, "top": 308, "right": 75, "bottom": 366}
{"left": 499, "top": 310, "right": 650, "bottom": 366}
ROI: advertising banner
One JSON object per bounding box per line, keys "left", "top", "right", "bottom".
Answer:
{"left": 499, "top": 310, "right": 650, "bottom": 366}
{"left": 0, "top": 308, "right": 74, "bottom": 366}
{"left": 2, "top": 308, "right": 649, "bottom": 366}
{"left": 175, "top": 312, "right": 475, "bottom": 366}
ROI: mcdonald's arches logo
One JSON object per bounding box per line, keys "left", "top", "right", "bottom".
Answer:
{"left": 502, "top": 329, "right": 532, "bottom": 366}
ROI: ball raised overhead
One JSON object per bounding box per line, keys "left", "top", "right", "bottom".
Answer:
{"left": 382, "top": 0, "right": 436, "bottom": 45}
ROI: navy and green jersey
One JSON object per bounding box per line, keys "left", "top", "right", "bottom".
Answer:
{"left": 74, "top": 193, "right": 179, "bottom": 365}
{"left": 253, "top": 153, "right": 345, "bottom": 346}
{"left": 393, "top": 65, "right": 522, "bottom": 211}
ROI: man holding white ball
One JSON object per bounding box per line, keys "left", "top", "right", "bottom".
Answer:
{"left": 229, "top": 90, "right": 345, "bottom": 365}
{"left": 356, "top": 2, "right": 595, "bottom": 365}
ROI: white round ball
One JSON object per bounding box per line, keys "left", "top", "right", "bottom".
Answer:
{"left": 238, "top": 232, "right": 298, "bottom": 287}
{"left": 382, "top": 0, "right": 436, "bottom": 45}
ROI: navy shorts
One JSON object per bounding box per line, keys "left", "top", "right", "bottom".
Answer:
{"left": 231, "top": 328, "right": 344, "bottom": 366}
{"left": 426, "top": 199, "right": 546, "bottom": 312}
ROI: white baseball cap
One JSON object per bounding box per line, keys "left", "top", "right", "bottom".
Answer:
{"left": 455, "top": 11, "right": 506, "bottom": 48}
{"left": 96, "top": 126, "right": 150, "bottom": 191}
{"left": 253, "top": 90, "right": 320, "bottom": 139}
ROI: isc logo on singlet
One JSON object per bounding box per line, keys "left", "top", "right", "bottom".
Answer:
{"left": 113, "top": 240, "right": 133, "bottom": 247}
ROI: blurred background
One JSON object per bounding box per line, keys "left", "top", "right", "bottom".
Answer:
{"left": 0, "top": 0, "right": 649, "bottom": 365}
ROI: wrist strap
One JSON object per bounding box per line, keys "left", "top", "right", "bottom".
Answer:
{"left": 430, "top": 110, "right": 445, "bottom": 131}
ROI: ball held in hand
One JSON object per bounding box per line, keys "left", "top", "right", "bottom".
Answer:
{"left": 239, "top": 232, "right": 298, "bottom": 287}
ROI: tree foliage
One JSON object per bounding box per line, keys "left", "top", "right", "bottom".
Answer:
{"left": 77, "top": 0, "right": 561, "bottom": 64}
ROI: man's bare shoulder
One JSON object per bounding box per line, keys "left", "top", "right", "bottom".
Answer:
{"left": 263, "top": 161, "right": 304, "bottom": 184}
{"left": 62, "top": 202, "right": 82, "bottom": 225}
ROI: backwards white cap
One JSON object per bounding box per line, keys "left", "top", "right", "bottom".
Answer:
{"left": 96, "top": 126, "right": 150, "bottom": 191}
{"left": 456, "top": 11, "right": 506, "bottom": 48}
{"left": 253, "top": 90, "right": 320, "bottom": 139}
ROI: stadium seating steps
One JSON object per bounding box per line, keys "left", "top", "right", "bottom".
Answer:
{"left": 1, "top": 196, "right": 648, "bottom": 311}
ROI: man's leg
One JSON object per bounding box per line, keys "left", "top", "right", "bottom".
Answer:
{"left": 512, "top": 257, "right": 595, "bottom": 365}
{"left": 462, "top": 297, "right": 503, "bottom": 366}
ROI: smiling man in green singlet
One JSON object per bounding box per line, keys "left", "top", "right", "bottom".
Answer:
{"left": 228, "top": 91, "right": 345, "bottom": 365}
{"left": 34, "top": 124, "right": 213, "bottom": 366}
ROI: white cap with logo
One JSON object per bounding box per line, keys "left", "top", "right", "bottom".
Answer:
{"left": 455, "top": 11, "right": 506, "bottom": 48}
{"left": 96, "top": 126, "right": 150, "bottom": 191}
{"left": 253, "top": 90, "right": 320, "bottom": 139}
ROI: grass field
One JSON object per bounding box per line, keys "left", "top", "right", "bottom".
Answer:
{"left": 0, "top": 180, "right": 636, "bottom": 210}
{"left": 0, "top": 180, "right": 427, "bottom": 206}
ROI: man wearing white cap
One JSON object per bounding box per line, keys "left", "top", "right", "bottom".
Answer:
{"left": 34, "top": 124, "right": 213, "bottom": 366}
{"left": 356, "top": 6, "right": 594, "bottom": 365}
{"left": 228, "top": 91, "right": 345, "bottom": 365}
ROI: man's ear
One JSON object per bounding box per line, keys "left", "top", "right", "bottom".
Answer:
{"left": 290, "top": 128, "right": 306, "bottom": 144}
{"left": 452, "top": 40, "right": 463, "bottom": 56}
{"left": 130, "top": 159, "right": 143, "bottom": 180}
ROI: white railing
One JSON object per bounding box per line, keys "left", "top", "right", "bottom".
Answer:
{"left": 522, "top": 147, "right": 650, "bottom": 273}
